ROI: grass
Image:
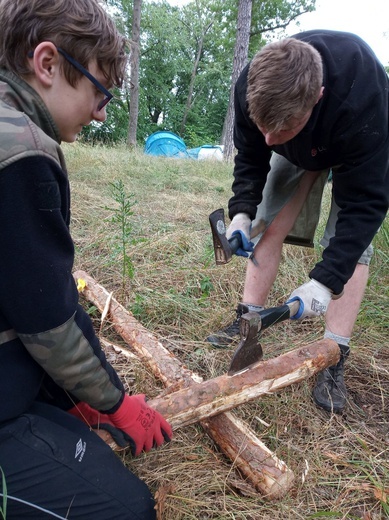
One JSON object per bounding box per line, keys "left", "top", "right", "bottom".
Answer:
{"left": 66, "top": 142, "right": 388, "bottom": 520}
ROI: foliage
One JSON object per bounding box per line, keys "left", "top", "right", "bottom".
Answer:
{"left": 105, "top": 179, "right": 139, "bottom": 294}
{"left": 81, "top": 94, "right": 129, "bottom": 145}
{"left": 80, "top": 0, "right": 316, "bottom": 147}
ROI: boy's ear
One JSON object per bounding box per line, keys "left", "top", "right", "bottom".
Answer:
{"left": 29, "top": 42, "right": 61, "bottom": 87}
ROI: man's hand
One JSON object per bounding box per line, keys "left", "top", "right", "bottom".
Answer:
{"left": 109, "top": 394, "right": 172, "bottom": 456}
{"left": 226, "top": 213, "right": 254, "bottom": 257}
{"left": 287, "top": 279, "right": 334, "bottom": 319}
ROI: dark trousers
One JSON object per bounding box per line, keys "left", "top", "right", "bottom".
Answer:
{"left": 0, "top": 402, "right": 156, "bottom": 519}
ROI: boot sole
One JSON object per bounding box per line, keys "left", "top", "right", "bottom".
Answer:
{"left": 312, "top": 393, "right": 345, "bottom": 414}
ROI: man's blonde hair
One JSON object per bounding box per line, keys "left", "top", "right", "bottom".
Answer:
{"left": 0, "top": 0, "right": 128, "bottom": 88}
{"left": 247, "top": 38, "right": 323, "bottom": 132}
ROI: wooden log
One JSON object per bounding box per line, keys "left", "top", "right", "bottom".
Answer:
{"left": 100, "top": 338, "right": 138, "bottom": 360}
{"left": 147, "top": 339, "right": 339, "bottom": 428}
{"left": 73, "top": 270, "right": 336, "bottom": 499}
{"left": 202, "top": 412, "right": 293, "bottom": 500}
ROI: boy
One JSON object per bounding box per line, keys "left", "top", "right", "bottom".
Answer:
{"left": 0, "top": 0, "right": 172, "bottom": 518}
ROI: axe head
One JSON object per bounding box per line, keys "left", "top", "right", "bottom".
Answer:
{"left": 228, "top": 311, "right": 263, "bottom": 375}
{"left": 209, "top": 208, "right": 232, "bottom": 265}
{"left": 227, "top": 301, "right": 301, "bottom": 375}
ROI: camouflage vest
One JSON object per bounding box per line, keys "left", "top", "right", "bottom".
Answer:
{"left": 0, "top": 69, "right": 66, "bottom": 173}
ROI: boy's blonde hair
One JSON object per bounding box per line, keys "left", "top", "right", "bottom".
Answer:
{"left": 0, "top": 0, "right": 128, "bottom": 88}
{"left": 247, "top": 38, "right": 323, "bottom": 132}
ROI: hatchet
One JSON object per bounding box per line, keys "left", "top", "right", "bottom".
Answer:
{"left": 209, "top": 208, "right": 258, "bottom": 265}
{"left": 228, "top": 299, "right": 301, "bottom": 375}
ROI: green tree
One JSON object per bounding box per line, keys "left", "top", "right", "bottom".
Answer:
{"left": 81, "top": 0, "right": 316, "bottom": 148}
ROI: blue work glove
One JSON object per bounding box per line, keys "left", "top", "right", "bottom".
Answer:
{"left": 226, "top": 213, "right": 254, "bottom": 258}
{"left": 287, "top": 279, "right": 334, "bottom": 319}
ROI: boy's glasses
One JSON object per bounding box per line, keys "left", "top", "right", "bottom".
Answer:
{"left": 56, "top": 48, "right": 113, "bottom": 111}
{"left": 28, "top": 47, "right": 113, "bottom": 111}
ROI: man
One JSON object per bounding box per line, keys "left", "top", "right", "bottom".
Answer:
{"left": 208, "top": 31, "right": 388, "bottom": 414}
{"left": 0, "top": 0, "right": 172, "bottom": 518}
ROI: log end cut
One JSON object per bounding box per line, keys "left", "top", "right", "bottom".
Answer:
{"left": 203, "top": 412, "right": 295, "bottom": 500}
{"left": 259, "top": 468, "right": 295, "bottom": 500}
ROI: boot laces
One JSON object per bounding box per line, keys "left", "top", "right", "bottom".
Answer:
{"left": 328, "top": 358, "right": 345, "bottom": 384}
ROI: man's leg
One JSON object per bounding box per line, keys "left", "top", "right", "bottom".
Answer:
{"left": 312, "top": 264, "right": 369, "bottom": 413}
{"left": 312, "top": 190, "right": 373, "bottom": 413}
{"left": 325, "top": 263, "right": 369, "bottom": 337}
{"left": 312, "top": 263, "right": 370, "bottom": 413}
{"left": 0, "top": 402, "right": 156, "bottom": 519}
{"left": 243, "top": 169, "right": 321, "bottom": 305}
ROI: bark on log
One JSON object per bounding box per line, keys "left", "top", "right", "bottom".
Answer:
{"left": 73, "top": 270, "right": 336, "bottom": 499}
{"left": 147, "top": 339, "right": 339, "bottom": 428}
{"left": 78, "top": 274, "right": 202, "bottom": 389}
{"left": 202, "top": 412, "right": 292, "bottom": 499}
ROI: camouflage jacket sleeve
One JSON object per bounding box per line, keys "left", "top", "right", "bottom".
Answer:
{"left": 0, "top": 155, "right": 124, "bottom": 412}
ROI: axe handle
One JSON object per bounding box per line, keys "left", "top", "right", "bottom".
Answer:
{"left": 229, "top": 233, "right": 259, "bottom": 267}
{"left": 228, "top": 234, "right": 241, "bottom": 255}
{"left": 259, "top": 300, "right": 300, "bottom": 332}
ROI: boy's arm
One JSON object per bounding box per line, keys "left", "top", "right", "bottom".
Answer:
{"left": 0, "top": 156, "right": 123, "bottom": 411}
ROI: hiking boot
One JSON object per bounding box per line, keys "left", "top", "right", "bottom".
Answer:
{"left": 312, "top": 344, "right": 350, "bottom": 413}
{"left": 206, "top": 303, "right": 249, "bottom": 348}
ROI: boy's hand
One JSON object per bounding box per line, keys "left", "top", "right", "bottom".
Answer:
{"left": 109, "top": 394, "right": 172, "bottom": 456}
{"left": 68, "top": 396, "right": 172, "bottom": 456}
{"left": 68, "top": 401, "right": 130, "bottom": 448}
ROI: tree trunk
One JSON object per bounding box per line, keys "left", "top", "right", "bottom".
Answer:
{"left": 222, "top": 0, "right": 252, "bottom": 160}
{"left": 179, "top": 22, "right": 213, "bottom": 136}
{"left": 127, "top": 0, "right": 142, "bottom": 147}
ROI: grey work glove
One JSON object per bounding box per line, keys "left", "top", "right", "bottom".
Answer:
{"left": 287, "top": 279, "right": 335, "bottom": 319}
{"left": 226, "top": 213, "right": 254, "bottom": 258}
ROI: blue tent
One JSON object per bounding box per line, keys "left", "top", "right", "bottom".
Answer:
{"left": 144, "top": 131, "right": 188, "bottom": 158}
{"left": 186, "top": 146, "right": 202, "bottom": 159}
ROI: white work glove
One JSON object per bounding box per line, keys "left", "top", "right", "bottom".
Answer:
{"left": 287, "top": 279, "right": 333, "bottom": 319}
{"left": 226, "top": 213, "right": 254, "bottom": 257}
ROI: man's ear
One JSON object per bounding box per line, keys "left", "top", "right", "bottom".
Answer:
{"left": 29, "top": 42, "right": 60, "bottom": 88}
{"left": 317, "top": 86, "right": 325, "bottom": 103}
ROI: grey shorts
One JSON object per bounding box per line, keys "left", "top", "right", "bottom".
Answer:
{"left": 250, "top": 153, "right": 373, "bottom": 265}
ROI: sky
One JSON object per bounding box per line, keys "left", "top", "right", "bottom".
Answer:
{"left": 167, "top": 0, "right": 389, "bottom": 66}
{"left": 287, "top": 0, "right": 389, "bottom": 65}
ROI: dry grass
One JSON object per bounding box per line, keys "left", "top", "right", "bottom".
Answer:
{"left": 66, "top": 142, "right": 388, "bottom": 520}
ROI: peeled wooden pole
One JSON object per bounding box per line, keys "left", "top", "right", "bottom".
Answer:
{"left": 73, "top": 270, "right": 338, "bottom": 499}
{"left": 147, "top": 339, "right": 339, "bottom": 428}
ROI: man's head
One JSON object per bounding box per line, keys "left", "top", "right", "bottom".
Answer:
{"left": 247, "top": 38, "right": 324, "bottom": 146}
{"left": 0, "top": 0, "right": 128, "bottom": 142}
